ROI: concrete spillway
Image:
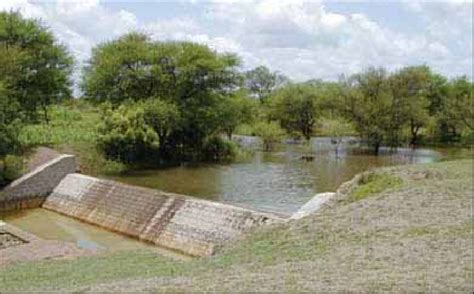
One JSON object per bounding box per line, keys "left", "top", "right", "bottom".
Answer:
{"left": 43, "top": 173, "right": 281, "bottom": 256}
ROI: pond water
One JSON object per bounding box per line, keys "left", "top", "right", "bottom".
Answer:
{"left": 107, "top": 141, "right": 468, "bottom": 215}
{"left": 0, "top": 208, "right": 189, "bottom": 260}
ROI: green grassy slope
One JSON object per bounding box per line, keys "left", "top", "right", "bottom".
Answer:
{"left": 1, "top": 159, "right": 472, "bottom": 292}
{"left": 18, "top": 101, "right": 125, "bottom": 175}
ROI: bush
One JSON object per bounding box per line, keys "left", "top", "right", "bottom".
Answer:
{"left": 202, "top": 136, "right": 238, "bottom": 162}
{"left": 253, "top": 121, "right": 286, "bottom": 151}
{"left": 0, "top": 121, "right": 21, "bottom": 155}
{"left": 460, "top": 130, "right": 474, "bottom": 146}
{"left": 98, "top": 103, "right": 159, "bottom": 163}
{"left": 0, "top": 155, "right": 24, "bottom": 186}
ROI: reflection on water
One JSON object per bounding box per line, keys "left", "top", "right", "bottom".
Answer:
{"left": 108, "top": 144, "right": 465, "bottom": 214}
{"left": 0, "top": 208, "right": 189, "bottom": 260}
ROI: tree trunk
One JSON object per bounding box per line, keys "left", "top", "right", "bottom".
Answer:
{"left": 410, "top": 123, "right": 420, "bottom": 146}
{"left": 42, "top": 105, "right": 50, "bottom": 125}
{"left": 374, "top": 141, "right": 380, "bottom": 155}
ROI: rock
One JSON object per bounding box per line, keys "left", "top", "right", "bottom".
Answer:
{"left": 291, "top": 192, "right": 335, "bottom": 220}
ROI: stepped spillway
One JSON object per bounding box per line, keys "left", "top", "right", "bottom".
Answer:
{"left": 43, "top": 173, "right": 281, "bottom": 256}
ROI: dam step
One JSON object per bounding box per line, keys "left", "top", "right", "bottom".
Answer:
{"left": 43, "top": 173, "right": 283, "bottom": 257}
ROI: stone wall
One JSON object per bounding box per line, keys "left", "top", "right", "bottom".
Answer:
{"left": 43, "top": 173, "right": 282, "bottom": 256}
{"left": 0, "top": 155, "right": 76, "bottom": 212}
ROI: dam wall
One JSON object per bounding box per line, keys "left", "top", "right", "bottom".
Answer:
{"left": 0, "top": 155, "right": 76, "bottom": 212}
{"left": 43, "top": 173, "right": 281, "bottom": 256}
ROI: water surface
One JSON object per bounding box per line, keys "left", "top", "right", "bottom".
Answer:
{"left": 107, "top": 143, "right": 465, "bottom": 214}
{"left": 0, "top": 208, "right": 189, "bottom": 260}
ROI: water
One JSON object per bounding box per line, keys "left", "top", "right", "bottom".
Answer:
{"left": 0, "top": 141, "right": 468, "bottom": 257}
{"left": 0, "top": 208, "right": 189, "bottom": 260}
{"left": 107, "top": 142, "right": 467, "bottom": 215}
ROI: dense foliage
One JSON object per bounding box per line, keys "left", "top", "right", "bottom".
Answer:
{"left": 262, "top": 66, "right": 473, "bottom": 154}
{"left": 98, "top": 102, "right": 159, "bottom": 163}
{"left": 270, "top": 83, "right": 321, "bottom": 140}
{"left": 0, "top": 11, "right": 73, "bottom": 184}
{"left": 83, "top": 33, "right": 243, "bottom": 162}
{"left": 0, "top": 11, "right": 73, "bottom": 123}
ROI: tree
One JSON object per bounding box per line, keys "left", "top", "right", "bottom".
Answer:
{"left": 142, "top": 98, "right": 180, "bottom": 154}
{"left": 445, "top": 77, "right": 473, "bottom": 132}
{"left": 253, "top": 121, "right": 286, "bottom": 151}
{"left": 84, "top": 33, "right": 242, "bottom": 161}
{"left": 321, "top": 118, "right": 354, "bottom": 157}
{"left": 341, "top": 68, "right": 393, "bottom": 154}
{"left": 390, "top": 66, "right": 432, "bottom": 146}
{"left": 82, "top": 33, "right": 154, "bottom": 104}
{"left": 244, "top": 66, "right": 288, "bottom": 104}
{"left": 0, "top": 81, "right": 22, "bottom": 156}
{"left": 0, "top": 11, "right": 73, "bottom": 122}
{"left": 217, "top": 90, "right": 256, "bottom": 139}
{"left": 97, "top": 102, "right": 159, "bottom": 163}
{"left": 270, "top": 83, "right": 320, "bottom": 140}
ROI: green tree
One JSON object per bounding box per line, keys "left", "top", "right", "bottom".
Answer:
{"left": 97, "top": 102, "right": 159, "bottom": 163}
{"left": 142, "top": 98, "right": 180, "bottom": 154}
{"left": 0, "top": 11, "right": 73, "bottom": 122}
{"left": 270, "top": 83, "right": 320, "bottom": 140}
{"left": 341, "top": 68, "right": 393, "bottom": 154}
{"left": 217, "top": 90, "right": 256, "bottom": 139}
{"left": 253, "top": 121, "right": 286, "bottom": 151}
{"left": 445, "top": 77, "right": 473, "bottom": 132}
{"left": 84, "top": 33, "right": 242, "bottom": 160}
{"left": 0, "top": 81, "right": 22, "bottom": 156}
{"left": 390, "top": 66, "right": 432, "bottom": 145}
{"left": 244, "top": 66, "right": 288, "bottom": 104}
{"left": 82, "top": 33, "right": 154, "bottom": 104}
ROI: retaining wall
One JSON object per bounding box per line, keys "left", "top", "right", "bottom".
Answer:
{"left": 0, "top": 155, "right": 76, "bottom": 212}
{"left": 43, "top": 173, "right": 281, "bottom": 256}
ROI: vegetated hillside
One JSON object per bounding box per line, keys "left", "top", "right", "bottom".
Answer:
{"left": 0, "top": 160, "right": 472, "bottom": 292}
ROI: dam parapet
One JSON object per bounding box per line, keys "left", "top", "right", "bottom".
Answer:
{"left": 0, "top": 155, "right": 76, "bottom": 212}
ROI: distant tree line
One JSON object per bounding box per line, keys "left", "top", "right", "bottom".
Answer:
{"left": 1, "top": 11, "right": 472, "bottom": 172}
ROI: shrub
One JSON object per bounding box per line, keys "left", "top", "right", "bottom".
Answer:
{"left": 98, "top": 103, "right": 159, "bottom": 163}
{"left": 202, "top": 136, "right": 238, "bottom": 162}
{"left": 460, "top": 130, "right": 474, "bottom": 146}
{"left": 0, "top": 155, "right": 24, "bottom": 186}
{"left": 253, "top": 121, "right": 286, "bottom": 151}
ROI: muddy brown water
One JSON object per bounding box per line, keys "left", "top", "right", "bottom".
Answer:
{"left": 107, "top": 144, "right": 469, "bottom": 215}
{"left": 1, "top": 142, "right": 469, "bottom": 255}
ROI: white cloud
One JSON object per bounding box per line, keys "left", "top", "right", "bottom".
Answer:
{"left": 1, "top": 0, "right": 472, "bottom": 95}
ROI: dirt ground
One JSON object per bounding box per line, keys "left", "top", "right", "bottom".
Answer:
{"left": 26, "top": 147, "right": 62, "bottom": 172}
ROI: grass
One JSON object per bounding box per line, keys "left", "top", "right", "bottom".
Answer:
{"left": 349, "top": 172, "right": 403, "bottom": 202}
{"left": 18, "top": 101, "right": 126, "bottom": 176}
{"left": 0, "top": 250, "right": 188, "bottom": 290}
{"left": 0, "top": 159, "right": 472, "bottom": 292}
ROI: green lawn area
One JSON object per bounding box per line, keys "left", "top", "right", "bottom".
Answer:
{"left": 1, "top": 159, "right": 472, "bottom": 292}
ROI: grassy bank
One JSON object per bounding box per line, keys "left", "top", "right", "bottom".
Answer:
{"left": 18, "top": 101, "right": 126, "bottom": 176}
{"left": 0, "top": 159, "right": 472, "bottom": 292}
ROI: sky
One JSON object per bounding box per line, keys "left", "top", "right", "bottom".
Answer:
{"left": 1, "top": 0, "right": 473, "bottom": 92}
